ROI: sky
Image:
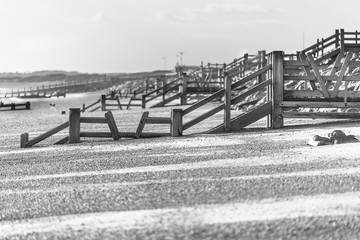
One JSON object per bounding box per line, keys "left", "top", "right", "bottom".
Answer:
{"left": 0, "top": 0, "right": 359, "bottom": 73}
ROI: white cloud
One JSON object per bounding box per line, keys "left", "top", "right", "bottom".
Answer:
{"left": 187, "top": 1, "right": 284, "bottom": 15}
{"left": 68, "top": 13, "right": 114, "bottom": 24}
{"left": 145, "top": 1, "right": 285, "bottom": 28}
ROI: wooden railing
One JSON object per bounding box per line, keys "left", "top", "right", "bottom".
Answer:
{"left": 300, "top": 29, "right": 360, "bottom": 61}
{"left": 141, "top": 78, "right": 184, "bottom": 108}
{"left": 82, "top": 99, "right": 101, "bottom": 112}
{"left": 21, "top": 109, "right": 121, "bottom": 147}
{"left": 275, "top": 50, "right": 360, "bottom": 124}
{"left": 5, "top": 78, "right": 107, "bottom": 97}
{"left": 0, "top": 101, "right": 31, "bottom": 111}
{"left": 181, "top": 63, "right": 272, "bottom": 132}
{"left": 343, "top": 30, "right": 360, "bottom": 44}
{"left": 19, "top": 47, "right": 360, "bottom": 148}
{"left": 21, "top": 121, "right": 70, "bottom": 148}
{"left": 21, "top": 107, "right": 185, "bottom": 147}
{"left": 301, "top": 31, "right": 339, "bottom": 58}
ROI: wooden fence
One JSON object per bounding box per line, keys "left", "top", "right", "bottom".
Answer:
{"left": 4, "top": 78, "right": 107, "bottom": 98}
{"left": 21, "top": 108, "right": 184, "bottom": 147}
{"left": 152, "top": 49, "right": 360, "bottom": 135}
{"left": 0, "top": 101, "right": 31, "bottom": 111}
{"left": 21, "top": 109, "right": 121, "bottom": 147}
{"left": 300, "top": 29, "right": 360, "bottom": 63}
{"left": 19, "top": 29, "right": 360, "bottom": 147}
{"left": 280, "top": 51, "right": 360, "bottom": 122}
{"left": 141, "top": 78, "right": 184, "bottom": 108}
{"left": 82, "top": 99, "right": 101, "bottom": 112}
{"left": 134, "top": 110, "right": 182, "bottom": 138}
{"left": 179, "top": 62, "right": 272, "bottom": 134}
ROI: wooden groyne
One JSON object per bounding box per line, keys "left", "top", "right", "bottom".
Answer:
{"left": 0, "top": 101, "right": 30, "bottom": 111}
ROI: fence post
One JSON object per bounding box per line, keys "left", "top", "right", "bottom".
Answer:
{"left": 69, "top": 108, "right": 81, "bottom": 143}
{"left": 171, "top": 109, "right": 183, "bottom": 137}
{"left": 340, "top": 28, "right": 345, "bottom": 55}
{"left": 335, "top": 29, "right": 340, "bottom": 48}
{"left": 356, "top": 30, "right": 358, "bottom": 44}
{"left": 180, "top": 77, "right": 187, "bottom": 105}
{"left": 271, "top": 51, "right": 284, "bottom": 129}
{"left": 142, "top": 95, "right": 146, "bottom": 109}
{"left": 224, "top": 74, "right": 232, "bottom": 132}
{"left": 25, "top": 102, "right": 31, "bottom": 109}
{"left": 20, "top": 133, "right": 29, "bottom": 148}
{"left": 257, "top": 50, "right": 267, "bottom": 83}
{"left": 222, "top": 63, "right": 226, "bottom": 88}
{"left": 105, "top": 111, "right": 120, "bottom": 140}
{"left": 101, "top": 94, "right": 106, "bottom": 111}
{"left": 243, "top": 53, "right": 248, "bottom": 74}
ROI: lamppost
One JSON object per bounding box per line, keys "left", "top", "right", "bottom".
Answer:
{"left": 178, "top": 51, "right": 184, "bottom": 66}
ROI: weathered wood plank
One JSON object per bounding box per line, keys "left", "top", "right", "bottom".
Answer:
{"left": 183, "top": 104, "right": 224, "bottom": 131}
{"left": 105, "top": 111, "right": 120, "bottom": 140}
{"left": 331, "top": 52, "right": 352, "bottom": 98}
{"left": 208, "top": 101, "right": 272, "bottom": 133}
{"left": 231, "top": 79, "right": 271, "bottom": 106}
{"left": 134, "top": 111, "right": 149, "bottom": 139}
{"left": 282, "top": 111, "right": 360, "bottom": 119}
{"left": 145, "top": 117, "right": 172, "bottom": 124}
{"left": 284, "top": 75, "right": 360, "bottom": 82}
{"left": 80, "top": 117, "right": 107, "bottom": 124}
{"left": 280, "top": 101, "right": 360, "bottom": 108}
{"left": 80, "top": 132, "right": 113, "bottom": 138}
{"left": 104, "top": 104, "right": 121, "bottom": 107}
{"left": 283, "top": 60, "right": 311, "bottom": 67}
{"left": 299, "top": 52, "right": 317, "bottom": 90}
{"left": 182, "top": 89, "right": 225, "bottom": 116}
{"left": 284, "top": 90, "right": 360, "bottom": 99}
{"left": 26, "top": 121, "right": 69, "bottom": 147}
{"left": 327, "top": 52, "right": 343, "bottom": 88}
{"left": 306, "top": 52, "right": 330, "bottom": 97}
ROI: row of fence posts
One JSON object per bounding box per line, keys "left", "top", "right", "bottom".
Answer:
{"left": 98, "top": 51, "right": 283, "bottom": 135}
{"left": 25, "top": 51, "right": 285, "bottom": 147}
{"left": 6, "top": 78, "right": 106, "bottom": 97}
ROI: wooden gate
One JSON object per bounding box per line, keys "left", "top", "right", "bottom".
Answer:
{"left": 276, "top": 51, "right": 360, "bottom": 127}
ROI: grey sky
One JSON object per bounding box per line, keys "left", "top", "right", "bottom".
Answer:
{"left": 0, "top": 0, "right": 359, "bottom": 73}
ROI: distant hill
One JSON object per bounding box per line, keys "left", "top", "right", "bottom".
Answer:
{"left": 0, "top": 70, "right": 81, "bottom": 78}
{"left": 0, "top": 70, "right": 175, "bottom": 83}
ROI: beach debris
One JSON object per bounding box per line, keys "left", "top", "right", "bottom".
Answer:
{"left": 308, "top": 130, "right": 358, "bottom": 146}
{"left": 328, "top": 130, "right": 358, "bottom": 144}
